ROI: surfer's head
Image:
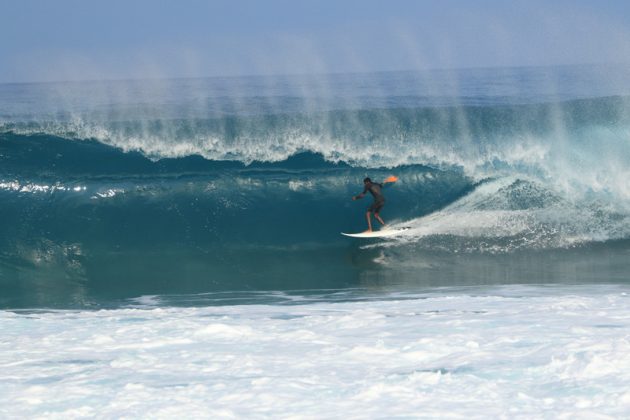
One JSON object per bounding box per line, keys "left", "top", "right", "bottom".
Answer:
{"left": 363, "top": 177, "right": 372, "bottom": 184}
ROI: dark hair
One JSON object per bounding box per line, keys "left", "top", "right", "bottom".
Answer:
{"left": 363, "top": 177, "right": 371, "bottom": 183}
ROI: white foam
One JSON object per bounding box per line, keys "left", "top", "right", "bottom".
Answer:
{"left": 383, "top": 177, "right": 630, "bottom": 251}
{"left": 288, "top": 179, "right": 314, "bottom": 191}
{"left": 90, "top": 188, "right": 124, "bottom": 199}
{"left": 0, "top": 180, "right": 87, "bottom": 195}
{"left": 128, "top": 295, "right": 162, "bottom": 307}
{"left": 1, "top": 285, "right": 629, "bottom": 418}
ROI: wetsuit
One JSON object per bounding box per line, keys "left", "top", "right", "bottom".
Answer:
{"left": 358, "top": 182, "right": 385, "bottom": 213}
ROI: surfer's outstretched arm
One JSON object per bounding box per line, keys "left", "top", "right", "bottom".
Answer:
{"left": 353, "top": 187, "right": 368, "bottom": 200}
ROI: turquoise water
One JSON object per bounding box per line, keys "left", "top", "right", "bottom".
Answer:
{"left": 1, "top": 65, "right": 630, "bottom": 308}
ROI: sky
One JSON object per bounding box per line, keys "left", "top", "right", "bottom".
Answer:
{"left": 2, "top": 0, "right": 630, "bottom": 83}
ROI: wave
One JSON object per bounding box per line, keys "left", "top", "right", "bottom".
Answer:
{"left": 3, "top": 96, "right": 630, "bottom": 201}
{"left": 1, "top": 159, "right": 628, "bottom": 308}
{"left": 2, "top": 93, "right": 630, "bottom": 307}
{"left": 2, "top": 95, "right": 630, "bottom": 244}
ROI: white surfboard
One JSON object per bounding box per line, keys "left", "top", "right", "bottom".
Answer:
{"left": 341, "top": 227, "right": 410, "bottom": 238}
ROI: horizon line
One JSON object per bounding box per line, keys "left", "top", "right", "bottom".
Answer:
{"left": 1, "top": 61, "right": 627, "bottom": 87}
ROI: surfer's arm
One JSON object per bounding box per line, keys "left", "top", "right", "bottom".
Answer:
{"left": 353, "top": 187, "right": 368, "bottom": 200}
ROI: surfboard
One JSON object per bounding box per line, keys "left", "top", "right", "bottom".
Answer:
{"left": 341, "top": 227, "right": 410, "bottom": 238}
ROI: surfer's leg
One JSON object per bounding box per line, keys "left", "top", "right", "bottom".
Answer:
{"left": 373, "top": 202, "right": 386, "bottom": 226}
{"left": 365, "top": 211, "right": 373, "bottom": 232}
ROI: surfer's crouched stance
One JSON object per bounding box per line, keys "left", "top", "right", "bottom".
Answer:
{"left": 352, "top": 176, "right": 397, "bottom": 232}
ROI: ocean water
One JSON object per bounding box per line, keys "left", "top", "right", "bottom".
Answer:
{"left": 1, "top": 65, "right": 630, "bottom": 417}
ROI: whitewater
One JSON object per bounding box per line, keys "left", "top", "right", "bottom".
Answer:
{"left": 2, "top": 287, "right": 630, "bottom": 418}
{"left": 1, "top": 65, "right": 630, "bottom": 417}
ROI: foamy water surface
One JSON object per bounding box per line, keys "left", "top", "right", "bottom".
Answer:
{"left": 2, "top": 285, "right": 629, "bottom": 419}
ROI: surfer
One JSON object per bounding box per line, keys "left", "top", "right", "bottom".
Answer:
{"left": 352, "top": 176, "right": 398, "bottom": 232}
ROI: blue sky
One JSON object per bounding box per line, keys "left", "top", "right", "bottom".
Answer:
{"left": 2, "top": 0, "right": 630, "bottom": 82}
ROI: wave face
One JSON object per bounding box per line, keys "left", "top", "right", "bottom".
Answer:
{"left": 1, "top": 66, "right": 630, "bottom": 307}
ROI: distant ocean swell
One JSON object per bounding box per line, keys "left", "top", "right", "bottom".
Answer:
{"left": 1, "top": 96, "right": 630, "bottom": 307}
